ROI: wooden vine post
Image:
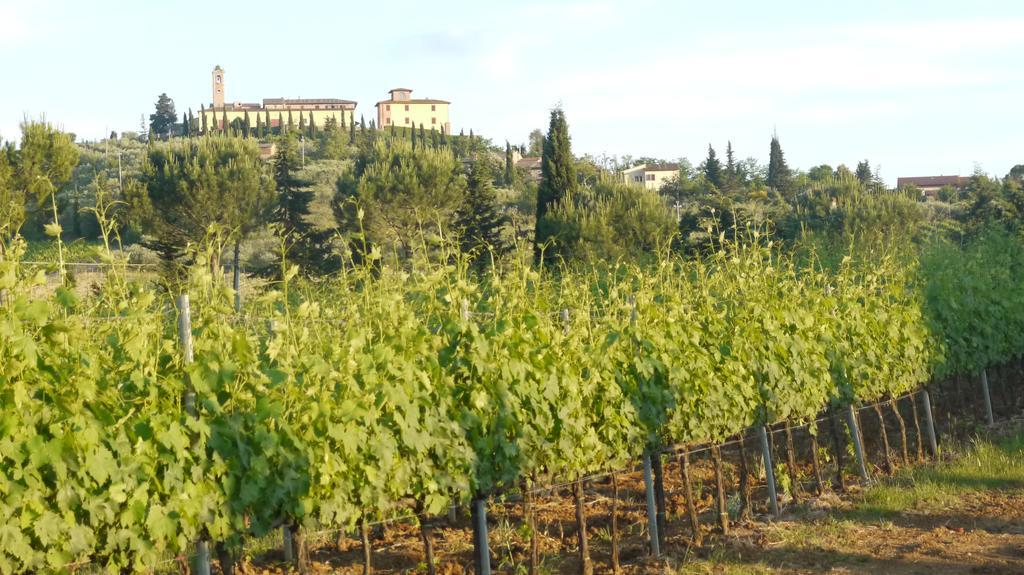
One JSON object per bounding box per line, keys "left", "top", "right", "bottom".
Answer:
{"left": 889, "top": 398, "right": 910, "bottom": 466}
{"left": 757, "top": 425, "right": 780, "bottom": 518}
{"left": 524, "top": 475, "right": 539, "bottom": 575}
{"left": 808, "top": 425, "right": 825, "bottom": 496}
{"left": 872, "top": 402, "right": 893, "bottom": 474}
{"left": 909, "top": 395, "right": 925, "bottom": 462}
{"left": 711, "top": 444, "right": 729, "bottom": 534}
{"left": 610, "top": 472, "right": 621, "bottom": 572}
{"left": 980, "top": 369, "right": 995, "bottom": 425}
{"left": 642, "top": 453, "right": 661, "bottom": 557}
{"left": 920, "top": 389, "right": 939, "bottom": 457}
{"left": 845, "top": 404, "right": 870, "bottom": 482}
{"left": 573, "top": 476, "right": 592, "bottom": 575}
{"left": 783, "top": 423, "right": 801, "bottom": 503}
{"left": 177, "top": 294, "right": 211, "bottom": 575}
{"left": 652, "top": 453, "right": 667, "bottom": 547}
{"left": 827, "top": 407, "right": 847, "bottom": 491}
{"left": 680, "top": 448, "right": 702, "bottom": 544}
{"left": 737, "top": 433, "right": 753, "bottom": 520}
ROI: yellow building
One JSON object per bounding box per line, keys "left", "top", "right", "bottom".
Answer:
{"left": 198, "top": 66, "right": 356, "bottom": 133}
{"left": 375, "top": 88, "right": 451, "bottom": 134}
{"left": 619, "top": 163, "right": 680, "bottom": 190}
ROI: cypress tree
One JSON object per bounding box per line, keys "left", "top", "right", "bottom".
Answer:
{"left": 188, "top": 109, "right": 195, "bottom": 136}
{"left": 277, "top": 113, "right": 284, "bottom": 135}
{"left": 350, "top": 115, "right": 356, "bottom": 144}
{"left": 265, "top": 110, "right": 271, "bottom": 136}
{"left": 360, "top": 114, "right": 366, "bottom": 132}
{"left": 411, "top": 123, "right": 417, "bottom": 149}
{"left": 308, "top": 111, "right": 316, "bottom": 137}
{"left": 201, "top": 105, "right": 208, "bottom": 134}
{"left": 725, "top": 141, "right": 736, "bottom": 179}
{"left": 767, "top": 134, "right": 792, "bottom": 195}
{"left": 440, "top": 125, "right": 447, "bottom": 146}
{"left": 460, "top": 128, "right": 465, "bottom": 137}
{"left": 505, "top": 141, "right": 514, "bottom": 184}
{"left": 456, "top": 154, "right": 507, "bottom": 265}
{"left": 419, "top": 122, "right": 425, "bottom": 144}
{"left": 222, "top": 110, "right": 229, "bottom": 135}
{"left": 287, "top": 110, "right": 294, "bottom": 133}
{"left": 298, "top": 112, "right": 306, "bottom": 136}
{"left": 432, "top": 128, "right": 438, "bottom": 148}
{"left": 256, "top": 114, "right": 263, "bottom": 139}
{"left": 243, "top": 111, "right": 251, "bottom": 139}
{"left": 181, "top": 112, "right": 188, "bottom": 137}
{"left": 534, "top": 107, "right": 576, "bottom": 262}
{"left": 703, "top": 144, "right": 723, "bottom": 189}
{"left": 340, "top": 111, "right": 346, "bottom": 129}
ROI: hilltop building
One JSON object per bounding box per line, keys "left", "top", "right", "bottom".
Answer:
{"left": 896, "top": 175, "right": 969, "bottom": 198}
{"left": 619, "top": 163, "right": 680, "bottom": 190}
{"left": 375, "top": 88, "right": 451, "bottom": 134}
{"left": 198, "top": 66, "right": 356, "bottom": 132}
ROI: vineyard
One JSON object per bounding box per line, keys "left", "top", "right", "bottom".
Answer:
{"left": 2, "top": 228, "right": 1024, "bottom": 574}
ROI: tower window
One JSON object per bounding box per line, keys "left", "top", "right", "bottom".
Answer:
{"left": 404, "top": 105, "right": 409, "bottom": 111}
{"left": 386, "top": 104, "right": 390, "bottom": 111}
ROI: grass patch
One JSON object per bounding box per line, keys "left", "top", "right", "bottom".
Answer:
{"left": 847, "top": 430, "right": 1024, "bottom": 521}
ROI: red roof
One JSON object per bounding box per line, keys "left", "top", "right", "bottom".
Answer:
{"left": 896, "top": 176, "right": 968, "bottom": 188}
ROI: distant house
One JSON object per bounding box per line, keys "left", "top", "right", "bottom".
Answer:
{"left": 619, "top": 163, "right": 679, "bottom": 190}
{"left": 516, "top": 157, "right": 543, "bottom": 182}
{"left": 896, "top": 175, "right": 969, "bottom": 198}
{"left": 375, "top": 88, "right": 451, "bottom": 134}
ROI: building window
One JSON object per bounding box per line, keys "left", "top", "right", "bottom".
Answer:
{"left": 405, "top": 117, "right": 410, "bottom": 124}
{"left": 431, "top": 104, "right": 436, "bottom": 111}
{"left": 646, "top": 174, "right": 655, "bottom": 181}
{"left": 432, "top": 117, "right": 437, "bottom": 124}
{"left": 386, "top": 104, "right": 390, "bottom": 111}
{"left": 404, "top": 104, "right": 409, "bottom": 111}
{"left": 634, "top": 175, "right": 643, "bottom": 182}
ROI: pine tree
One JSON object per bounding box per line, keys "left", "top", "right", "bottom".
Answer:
{"left": 767, "top": 134, "right": 793, "bottom": 195}
{"left": 456, "top": 154, "right": 507, "bottom": 265}
{"left": 703, "top": 144, "right": 723, "bottom": 189}
{"left": 855, "top": 160, "right": 872, "bottom": 185}
{"left": 534, "top": 107, "right": 576, "bottom": 262}
{"left": 149, "top": 93, "right": 177, "bottom": 139}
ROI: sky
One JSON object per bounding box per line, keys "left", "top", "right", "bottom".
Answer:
{"left": 1, "top": 0, "right": 1022, "bottom": 185}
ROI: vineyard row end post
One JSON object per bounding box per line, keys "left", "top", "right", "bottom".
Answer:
{"left": 980, "top": 368, "right": 994, "bottom": 425}
{"left": 921, "top": 389, "right": 939, "bottom": 457}
{"left": 177, "top": 294, "right": 211, "bottom": 575}
{"left": 642, "top": 452, "right": 661, "bottom": 557}
{"left": 845, "top": 404, "right": 870, "bottom": 483}
{"left": 757, "top": 426, "right": 780, "bottom": 518}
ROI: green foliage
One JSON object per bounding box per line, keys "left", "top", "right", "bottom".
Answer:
{"left": 538, "top": 182, "right": 676, "bottom": 264}
{"left": 767, "top": 135, "right": 792, "bottom": 196}
{"left": 125, "top": 136, "right": 274, "bottom": 266}
{"left": 332, "top": 138, "right": 466, "bottom": 260}
{"left": 0, "top": 121, "right": 79, "bottom": 238}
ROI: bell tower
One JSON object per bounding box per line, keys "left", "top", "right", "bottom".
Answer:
{"left": 212, "top": 65, "right": 225, "bottom": 108}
